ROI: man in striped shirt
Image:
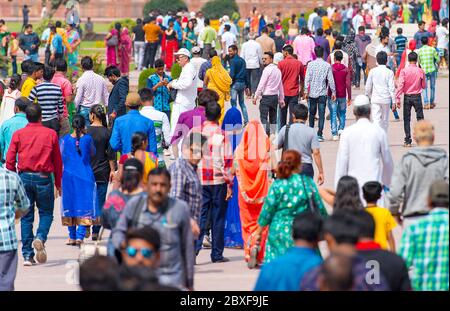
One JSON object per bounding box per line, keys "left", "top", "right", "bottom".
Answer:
{"left": 138, "top": 88, "right": 170, "bottom": 167}
{"left": 28, "top": 66, "right": 64, "bottom": 133}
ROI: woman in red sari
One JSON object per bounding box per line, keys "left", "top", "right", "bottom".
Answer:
{"left": 234, "top": 120, "right": 274, "bottom": 269}
{"left": 163, "top": 21, "right": 179, "bottom": 70}
{"left": 119, "top": 28, "right": 132, "bottom": 76}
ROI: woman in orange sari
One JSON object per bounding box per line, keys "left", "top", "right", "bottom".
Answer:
{"left": 234, "top": 120, "right": 272, "bottom": 269}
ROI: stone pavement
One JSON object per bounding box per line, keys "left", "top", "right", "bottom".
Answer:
{"left": 14, "top": 75, "right": 449, "bottom": 291}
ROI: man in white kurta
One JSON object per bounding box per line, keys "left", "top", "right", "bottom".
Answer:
{"left": 335, "top": 95, "right": 394, "bottom": 203}
{"left": 365, "top": 51, "right": 396, "bottom": 133}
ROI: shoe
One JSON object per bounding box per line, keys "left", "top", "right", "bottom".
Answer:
{"left": 424, "top": 104, "right": 431, "bottom": 109}
{"left": 85, "top": 227, "right": 91, "bottom": 239}
{"left": 338, "top": 129, "right": 343, "bottom": 136}
{"left": 431, "top": 103, "right": 436, "bottom": 109}
{"left": 318, "top": 136, "right": 325, "bottom": 142}
{"left": 202, "top": 235, "right": 212, "bottom": 248}
{"left": 404, "top": 142, "right": 412, "bottom": 147}
{"left": 247, "top": 245, "right": 260, "bottom": 269}
{"left": 66, "top": 239, "right": 76, "bottom": 246}
{"left": 393, "top": 118, "right": 401, "bottom": 122}
{"left": 92, "top": 233, "right": 99, "bottom": 241}
{"left": 32, "top": 239, "right": 47, "bottom": 264}
{"left": 332, "top": 135, "right": 339, "bottom": 141}
{"left": 212, "top": 257, "right": 230, "bottom": 263}
{"left": 23, "top": 258, "right": 36, "bottom": 267}
{"left": 76, "top": 239, "right": 84, "bottom": 246}
{"left": 326, "top": 114, "right": 330, "bottom": 121}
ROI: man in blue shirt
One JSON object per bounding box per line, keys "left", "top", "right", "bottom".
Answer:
{"left": 254, "top": 213, "right": 323, "bottom": 291}
{"left": 0, "top": 97, "right": 29, "bottom": 162}
{"left": 50, "top": 26, "right": 64, "bottom": 62}
{"left": 228, "top": 45, "right": 249, "bottom": 125}
{"left": 110, "top": 92, "right": 157, "bottom": 155}
{"left": 414, "top": 21, "right": 430, "bottom": 49}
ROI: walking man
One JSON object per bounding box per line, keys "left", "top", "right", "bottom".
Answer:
{"left": 228, "top": 44, "right": 250, "bottom": 125}
{"left": 418, "top": 36, "right": 439, "bottom": 109}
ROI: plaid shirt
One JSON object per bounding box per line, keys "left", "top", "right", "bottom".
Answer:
{"left": 0, "top": 167, "right": 30, "bottom": 252}
{"left": 418, "top": 45, "right": 439, "bottom": 74}
{"left": 191, "top": 121, "right": 233, "bottom": 186}
{"left": 169, "top": 158, "right": 202, "bottom": 222}
{"left": 399, "top": 208, "right": 449, "bottom": 291}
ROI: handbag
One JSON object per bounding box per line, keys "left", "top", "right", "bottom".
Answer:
{"left": 78, "top": 227, "right": 107, "bottom": 263}
{"left": 106, "top": 35, "right": 118, "bottom": 47}
{"left": 300, "top": 174, "right": 320, "bottom": 214}
{"left": 282, "top": 123, "right": 291, "bottom": 152}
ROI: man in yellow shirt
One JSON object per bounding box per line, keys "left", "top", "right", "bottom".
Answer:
{"left": 363, "top": 181, "right": 397, "bottom": 251}
{"left": 325, "top": 29, "right": 335, "bottom": 50}
{"left": 21, "top": 62, "right": 44, "bottom": 98}
{"left": 142, "top": 16, "right": 163, "bottom": 68}
{"left": 322, "top": 14, "right": 333, "bottom": 31}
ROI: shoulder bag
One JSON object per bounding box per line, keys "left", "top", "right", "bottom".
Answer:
{"left": 300, "top": 174, "right": 320, "bottom": 214}
{"left": 107, "top": 35, "right": 118, "bottom": 47}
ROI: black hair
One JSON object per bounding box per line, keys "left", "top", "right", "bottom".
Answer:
{"left": 282, "top": 45, "right": 294, "bottom": 55}
{"left": 81, "top": 56, "right": 94, "bottom": 70}
{"left": 117, "top": 266, "right": 165, "bottom": 291}
{"left": 314, "top": 46, "right": 324, "bottom": 58}
{"left": 15, "top": 97, "right": 30, "bottom": 112}
{"left": 334, "top": 41, "right": 343, "bottom": 50}
{"left": 442, "top": 18, "right": 449, "bottom": 27}
{"left": 79, "top": 256, "right": 120, "bottom": 291}
{"left": 320, "top": 253, "right": 354, "bottom": 291}
{"left": 115, "top": 22, "right": 122, "bottom": 33}
{"left": 381, "top": 26, "right": 390, "bottom": 36}
{"left": 333, "top": 176, "right": 364, "bottom": 211}
{"left": 50, "top": 25, "right": 57, "bottom": 32}
{"left": 205, "top": 18, "right": 210, "bottom": 25}
{"left": 332, "top": 30, "right": 339, "bottom": 38}
{"left": 362, "top": 181, "right": 383, "bottom": 203}
{"left": 138, "top": 87, "right": 153, "bottom": 102}
{"left": 292, "top": 104, "right": 308, "bottom": 120}
{"left": 55, "top": 21, "right": 62, "bottom": 28}
{"left": 264, "top": 51, "right": 274, "bottom": 59}
{"left": 72, "top": 115, "right": 86, "bottom": 156}
{"left": 334, "top": 50, "right": 344, "bottom": 62}
{"left": 21, "top": 59, "right": 33, "bottom": 75}
{"left": 122, "top": 158, "right": 144, "bottom": 193}
{"left": 229, "top": 44, "right": 238, "bottom": 52}
{"left": 352, "top": 210, "right": 376, "bottom": 239}
{"left": 397, "top": 27, "right": 403, "bottom": 34}
{"left": 376, "top": 51, "right": 388, "bottom": 65}
{"left": 205, "top": 102, "right": 221, "bottom": 122}
{"left": 24, "top": 24, "right": 33, "bottom": 30}
{"left": 324, "top": 28, "right": 332, "bottom": 36}
{"left": 316, "top": 28, "right": 324, "bottom": 36}
{"left": 418, "top": 21, "right": 426, "bottom": 27}
{"left": 323, "top": 211, "right": 360, "bottom": 244}
{"left": 43, "top": 66, "right": 55, "bottom": 81}
{"left": 301, "top": 27, "right": 308, "bottom": 35}
{"left": 104, "top": 65, "right": 121, "bottom": 78}
{"left": 154, "top": 58, "right": 165, "bottom": 68}
{"left": 131, "top": 132, "right": 148, "bottom": 156}
{"left": 182, "top": 131, "right": 208, "bottom": 151}
{"left": 31, "top": 62, "right": 44, "bottom": 75}
{"left": 292, "top": 212, "right": 323, "bottom": 242}
{"left": 148, "top": 167, "right": 171, "bottom": 182}
{"left": 9, "top": 74, "right": 21, "bottom": 91}
{"left": 224, "top": 24, "right": 231, "bottom": 32}
{"left": 25, "top": 103, "right": 42, "bottom": 122}
{"left": 354, "top": 104, "right": 371, "bottom": 118}
{"left": 54, "top": 58, "right": 68, "bottom": 72}
{"left": 89, "top": 104, "right": 107, "bottom": 128}
{"left": 261, "top": 26, "right": 268, "bottom": 34}
{"left": 136, "top": 18, "right": 143, "bottom": 24}
{"left": 198, "top": 89, "right": 219, "bottom": 107}
{"left": 336, "top": 35, "right": 345, "bottom": 42}
{"left": 421, "top": 35, "right": 429, "bottom": 45}
{"left": 379, "top": 18, "right": 386, "bottom": 25}
{"left": 126, "top": 225, "right": 161, "bottom": 251}
{"left": 209, "top": 49, "right": 218, "bottom": 59}
{"left": 407, "top": 51, "right": 418, "bottom": 63}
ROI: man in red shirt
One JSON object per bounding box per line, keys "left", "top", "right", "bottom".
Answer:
{"left": 6, "top": 104, "right": 62, "bottom": 267}
{"left": 278, "top": 45, "right": 305, "bottom": 127}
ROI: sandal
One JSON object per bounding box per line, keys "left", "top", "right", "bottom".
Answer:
{"left": 66, "top": 239, "right": 76, "bottom": 246}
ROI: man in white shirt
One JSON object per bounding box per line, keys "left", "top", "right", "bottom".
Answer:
{"left": 221, "top": 24, "right": 237, "bottom": 58}
{"left": 190, "top": 47, "right": 207, "bottom": 91}
{"left": 352, "top": 9, "right": 364, "bottom": 32}
{"left": 365, "top": 51, "right": 396, "bottom": 133}
{"left": 436, "top": 18, "right": 449, "bottom": 68}
{"left": 373, "top": 0, "right": 384, "bottom": 18}
{"left": 335, "top": 94, "right": 394, "bottom": 204}
{"left": 241, "top": 33, "right": 263, "bottom": 96}
{"left": 168, "top": 48, "right": 197, "bottom": 138}
{"left": 308, "top": 8, "right": 319, "bottom": 31}
{"left": 327, "top": 4, "right": 336, "bottom": 19}
{"left": 195, "top": 11, "right": 205, "bottom": 35}
{"left": 218, "top": 15, "right": 239, "bottom": 37}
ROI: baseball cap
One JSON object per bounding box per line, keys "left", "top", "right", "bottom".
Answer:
{"left": 191, "top": 46, "right": 201, "bottom": 54}
{"left": 174, "top": 48, "right": 191, "bottom": 58}
{"left": 353, "top": 95, "right": 370, "bottom": 107}
{"left": 429, "top": 180, "right": 449, "bottom": 206}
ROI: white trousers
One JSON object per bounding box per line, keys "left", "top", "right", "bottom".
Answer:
{"left": 134, "top": 41, "right": 145, "bottom": 71}
{"left": 371, "top": 102, "right": 390, "bottom": 132}
{"left": 170, "top": 102, "right": 191, "bottom": 138}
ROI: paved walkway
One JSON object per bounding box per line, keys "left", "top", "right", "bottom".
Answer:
{"left": 14, "top": 75, "right": 449, "bottom": 291}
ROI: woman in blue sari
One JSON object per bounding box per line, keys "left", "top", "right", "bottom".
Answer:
{"left": 60, "top": 115, "right": 97, "bottom": 245}
{"left": 222, "top": 107, "right": 244, "bottom": 248}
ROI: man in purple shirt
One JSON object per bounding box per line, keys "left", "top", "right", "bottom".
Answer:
{"left": 170, "top": 89, "right": 214, "bottom": 158}
{"left": 314, "top": 28, "right": 330, "bottom": 61}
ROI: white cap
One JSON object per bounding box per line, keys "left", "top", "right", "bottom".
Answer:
{"left": 273, "top": 52, "right": 284, "bottom": 65}
{"left": 191, "top": 46, "right": 201, "bottom": 54}
{"left": 353, "top": 95, "right": 370, "bottom": 107}
{"left": 223, "top": 15, "right": 230, "bottom": 22}
{"left": 174, "top": 48, "right": 191, "bottom": 58}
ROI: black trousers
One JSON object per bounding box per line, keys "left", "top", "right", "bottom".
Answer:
{"left": 403, "top": 94, "right": 424, "bottom": 144}
{"left": 42, "top": 118, "right": 61, "bottom": 134}
{"left": 247, "top": 68, "right": 261, "bottom": 95}
{"left": 259, "top": 95, "right": 278, "bottom": 136}
{"left": 202, "top": 43, "right": 212, "bottom": 59}
{"left": 143, "top": 42, "right": 158, "bottom": 68}
{"left": 279, "top": 95, "right": 299, "bottom": 128}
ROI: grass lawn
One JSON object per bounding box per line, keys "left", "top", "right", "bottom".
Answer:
{"left": 6, "top": 21, "right": 111, "bottom": 34}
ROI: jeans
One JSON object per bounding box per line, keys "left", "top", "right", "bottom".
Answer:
{"left": 144, "top": 42, "right": 159, "bottom": 68}
{"left": 93, "top": 182, "right": 108, "bottom": 235}
{"left": 19, "top": 173, "right": 54, "bottom": 260}
{"left": 11, "top": 56, "right": 17, "bottom": 75}
{"left": 24, "top": 53, "right": 39, "bottom": 62}
{"left": 355, "top": 62, "right": 367, "bottom": 87}
{"left": 259, "top": 95, "right": 278, "bottom": 136}
{"left": 432, "top": 10, "right": 440, "bottom": 23}
{"left": 279, "top": 95, "right": 299, "bottom": 128}
{"left": 196, "top": 184, "right": 228, "bottom": 261}
{"left": 0, "top": 250, "right": 18, "bottom": 291}
{"left": 230, "top": 81, "right": 249, "bottom": 123}
{"left": 300, "top": 163, "right": 314, "bottom": 178}
{"left": 327, "top": 97, "right": 347, "bottom": 136}
{"left": 423, "top": 71, "right": 437, "bottom": 105}
{"left": 134, "top": 41, "right": 145, "bottom": 70}
{"left": 403, "top": 94, "right": 424, "bottom": 144}
{"left": 247, "top": 68, "right": 261, "bottom": 95}
{"left": 77, "top": 106, "right": 91, "bottom": 127}
{"left": 308, "top": 96, "right": 327, "bottom": 137}
{"left": 68, "top": 225, "right": 87, "bottom": 241}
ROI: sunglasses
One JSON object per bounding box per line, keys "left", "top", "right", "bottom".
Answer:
{"left": 126, "top": 246, "right": 154, "bottom": 258}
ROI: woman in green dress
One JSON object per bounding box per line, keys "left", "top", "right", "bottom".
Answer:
{"left": 255, "top": 150, "right": 328, "bottom": 263}
{"left": 66, "top": 23, "right": 81, "bottom": 70}
{"left": 183, "top": 20, "right": 197, "bottom": 52}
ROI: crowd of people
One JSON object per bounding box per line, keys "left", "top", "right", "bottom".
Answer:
{"left": 0, "top": 0, "right": 449, "bottom": 292}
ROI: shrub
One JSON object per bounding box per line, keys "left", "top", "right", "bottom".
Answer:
{"left": 171, "top": 63, "right": 182, "bottom": 80}
{"left": 202, "top": 0, "right": 239, "bottom": 20}
{"left": 281, "top": 17, "right": 290, "bottom": 35}
{"left": 138, "top": 68, "right": 157, "bottom": 90}
{"left": 109, "top": 18, "right": 137, "bottom": 32}
{"left": 143, "top": 0, "right": 187, "bottom": 16}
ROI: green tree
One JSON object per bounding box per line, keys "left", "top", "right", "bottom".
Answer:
{"left": 48, "top": 0, "right": 89, "bottom": 18}
{"left": 202, "top": 0, "right": 239, "bottom": 20}
{"left": 143, "top": 0, "right": 187, "bottom": 16}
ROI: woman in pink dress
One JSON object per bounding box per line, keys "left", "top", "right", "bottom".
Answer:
{"left": 105, "top": 24, "right": 120, "bottom": 67}
{"left": 119, "top": 28, "right": 132, "bottom": 76}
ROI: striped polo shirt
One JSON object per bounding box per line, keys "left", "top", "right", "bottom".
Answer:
{"left": 28, "top": 81, "right": 64, "bottom": 122}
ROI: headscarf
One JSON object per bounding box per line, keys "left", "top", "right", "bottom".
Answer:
{"left": 234, "top": 120, "right": 270, "bottom": 204}
{"left": 222, "top": 106, "right": 243, "bottom": 152}
{"left": 120, "top": 28, "right": 132, "bottom": 51}
{"left": 207, "top": 56, "right": 232, "bottom": 97}
{"left": 395, "top": 39, "right": 417, "bottom": 78}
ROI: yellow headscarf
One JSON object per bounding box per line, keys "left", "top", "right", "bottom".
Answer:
{"left": 207, "top": 56, "right": 232, "bottom": 97}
